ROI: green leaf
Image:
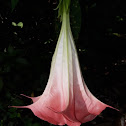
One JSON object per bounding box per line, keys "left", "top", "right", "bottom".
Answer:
{"left": 12, "top": 22, "right": 17, "bottom": 26}
{"left": 17, "top": 22, "right": 23, "bottom": 28}
{"left": 11, "top": 0, "right": 19, "bottom": 11}
{"left": 70, "top": 0, "right": 81, "bottom": 41}
{"left": 112, "top": 33, "right": 121, "bottom": 37}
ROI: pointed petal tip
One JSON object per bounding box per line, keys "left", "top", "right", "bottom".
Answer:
{"left": 8, "top": 105, "right": 29, "bottom": 109}
{"left": 107, "top": 105, "right": 119, "bottom": 111}
{"left": 20, "top": 94, "right": 32, "bottom": 99}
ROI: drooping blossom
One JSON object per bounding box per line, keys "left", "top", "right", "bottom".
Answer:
{"left": 11, "top": 0, "right": 118, "bottom": 126}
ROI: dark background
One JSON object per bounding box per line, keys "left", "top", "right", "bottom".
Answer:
{"left": 0, "top": 0, "right": 126, "bottom": 125}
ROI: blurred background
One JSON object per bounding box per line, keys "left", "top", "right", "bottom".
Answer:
{"left": 0, "top": 0, "right": 126, "bottom": 126}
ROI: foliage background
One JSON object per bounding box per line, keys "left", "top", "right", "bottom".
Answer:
{"left": 0, "top": 0, "right": 126, "bottom": 125}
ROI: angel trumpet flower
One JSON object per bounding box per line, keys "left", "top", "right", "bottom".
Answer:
{"left": 11, "top": 1, "right": 118, "bottom": 126}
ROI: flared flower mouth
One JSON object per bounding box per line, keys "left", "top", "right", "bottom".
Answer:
{"left": 10, "top": 0, "right": 119, "bottom": 126}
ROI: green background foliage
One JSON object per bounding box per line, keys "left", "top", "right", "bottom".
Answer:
{"left": 0, "top": 0, "right": 126, "bottom": 125}
{"left": 11, "top": 0, "right": 19, "bottom": 11}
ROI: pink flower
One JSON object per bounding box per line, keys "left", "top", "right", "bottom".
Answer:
{"left": 11, "top": 1, "right": 118, "bottom": 126}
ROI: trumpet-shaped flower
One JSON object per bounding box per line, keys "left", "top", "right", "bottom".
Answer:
{"left": 11, "top": 1, "right": 118, "bottom": 126}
